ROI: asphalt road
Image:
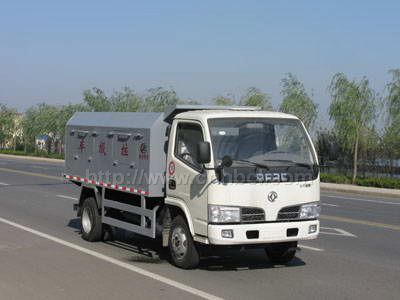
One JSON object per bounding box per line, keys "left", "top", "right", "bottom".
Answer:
{"left": 0, "top": 156, "right": 399, "bottom": 300}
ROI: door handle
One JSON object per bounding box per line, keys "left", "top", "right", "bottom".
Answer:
{"left": 168, "top": 179, "right": 176, "bottom": 190}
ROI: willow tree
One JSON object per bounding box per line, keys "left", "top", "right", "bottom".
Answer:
{"left": 279, "top": 73, "right": 317, "bottom": 130}
{"left": 143, "top": 87, "right": 179, "bottom": 112}
{"left": 0, "top": 104, "right": 18, "bottom": 148}
{"left": 83, "top": 87, "right": 113, "bottom": 112}
{"left": 213, "top": 95, "right": 235, "bottom": 106}
{"left": 56, "top": 103, "right": 88, "bottom": 154}
{"left": 386, "top": 69, "right": 400, "bottom": 117}
{"left": 328, "top": 73, "right": 376, "bottom": 183}
{"left": 383, "top": 69, "right": 400, "bottom": 173}
{"left": 241, "top": 87, "right": 273, "bottom": 110}
{"left": 21, "top": 103, "right": 61, "bottom": 153}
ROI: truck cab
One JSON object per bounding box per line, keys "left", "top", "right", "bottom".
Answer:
{"left": 164, "top": 108, "right": 320, "bottom": 266}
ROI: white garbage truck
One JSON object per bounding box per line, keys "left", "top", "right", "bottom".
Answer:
{"left": 64, "top": 105, "right": 320, "bottom": 269}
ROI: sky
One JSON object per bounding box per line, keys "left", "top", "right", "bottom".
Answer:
{"left": 1, "top": 0, "right": 399, "bottom": 127}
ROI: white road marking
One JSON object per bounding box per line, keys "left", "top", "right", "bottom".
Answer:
{"left": 32, "top": 166, "right": 49, "bottom": 170}
{"left": 320, "top": 226, "right": 357, "bottom": 237}
{"left": 321, "top": 203, "right": 340, "bottom": 207}
{"left": 298, "top": 244, "right": 324, "bottom": 252}
{"left": 0, "top": 216, "right": 223, "bottom": 300}
{"left": 321, "top": 214, "right": 400, "bottom": 231}
{"left": 0, "top": 182, "right": 10, "bottom": 186}
{"left": 324, "top": 195, "right": 400, "bottom": 206}
{"left": 56, "top": 194, "right": 78, "bottom": 201}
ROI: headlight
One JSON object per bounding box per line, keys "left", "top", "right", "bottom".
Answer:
{"left": 299, "top": 203, "right": 321, "bottom": 219}
{"left": 208, "top": 205, "right": 240, "bottom": 223}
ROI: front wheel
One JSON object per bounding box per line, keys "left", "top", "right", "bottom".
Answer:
{"left": 168, "top": 215, "right": 200, "bottom": 269}
{"left": 80, "top": 197, "right": 103, "bottom": 242}
{"left": 265, "top": 241, "right": 297, "bottom": 265}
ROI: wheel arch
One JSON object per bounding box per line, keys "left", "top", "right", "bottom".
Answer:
{"left": 159, "top": 198, "right": 195, "bottom": 248}
{"left": 78, "top": 185, "right": 102, "bottom": 216}
{"left": 164, "top": 198, "right": 195, "bottom": 235}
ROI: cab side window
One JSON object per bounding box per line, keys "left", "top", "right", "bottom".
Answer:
{"left": 175, "top": 123, "right": 204, "bottom": 170}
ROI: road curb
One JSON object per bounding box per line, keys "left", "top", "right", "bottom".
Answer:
{"left": 0, "top": 153, "right": 64, "bottom": 164}
{"left": 321, "top": 182, "right": 400, "bottom": 199}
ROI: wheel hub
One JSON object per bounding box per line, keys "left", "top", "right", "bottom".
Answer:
{"left": 171, "top": 227, "right": 187, "bottom": 259}
{"left": 82, "top": 207, "right": 92, "bottom": 233}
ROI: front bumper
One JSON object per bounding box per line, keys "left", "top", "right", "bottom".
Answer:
{"left": 207, "top": 220, "right": 319, "bottom": 245}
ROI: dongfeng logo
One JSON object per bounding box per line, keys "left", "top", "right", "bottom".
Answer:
{"left": 267, "top": 191, "right": 278, "bottom": 202}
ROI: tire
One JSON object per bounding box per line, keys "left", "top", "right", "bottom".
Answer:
{"left": 265, "top": 241, "right": 297, "bottom": 265}
{"left": 80, "top": 197, "right": 103, "bottom": 242}
{"left": 168, "top": 215, "right": 200, "bottom": 269}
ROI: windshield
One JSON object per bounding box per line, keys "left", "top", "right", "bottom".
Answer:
{"left": 208, "top": 118, "right": 318, "bottom": 183}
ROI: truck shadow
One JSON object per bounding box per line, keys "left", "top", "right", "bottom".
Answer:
{"left": 68, "top": 218, "right": 165, "bottom": 263}
{"left": 67, "top": 218, "right": 306, "bottom": 270}
{"left": 198, "top": 250, "right": 305, "bottom": 271}
{"left": 107, "top": 230, "right": 166, "bottom": 264}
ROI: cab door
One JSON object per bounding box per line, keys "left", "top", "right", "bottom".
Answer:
{"left": 166, "top": 120, "right": 208, "bottom": 236}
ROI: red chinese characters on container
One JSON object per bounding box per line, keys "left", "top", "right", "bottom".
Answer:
{"left": 139, "top": 143, "right": 149, "bottom": 160}
{"left": 121, "top": 143, "right": 129, "bottom": 156}
{"left": 99, "top": 141, "right": 106, "bottom": 156}
{"left": 79, "top": 139, "right": 86, "bottom": 152}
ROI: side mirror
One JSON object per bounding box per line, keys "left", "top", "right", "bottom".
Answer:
{"left": 197, "top": 141, "right": 211, "bottom": 164}
{"left": 163, "top": 140, "right": 168, "bottom": 154}
{"left": 221, "top": 155, "right": 233, "bottom": 168}
{"left": 165, "top": 125, "right": 171, "bottom": 137}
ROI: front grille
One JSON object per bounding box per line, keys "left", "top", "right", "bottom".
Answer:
{"left": 277, "top": 205, "right": 301, "bottom": 220}
{"left": 241, "top": 207, "right": 265, "bottom": 223}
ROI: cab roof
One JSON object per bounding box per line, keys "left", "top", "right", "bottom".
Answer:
{"left": 174, "top": 109, "right": 298, "bottom": 122}
{"left": 164, "top": 105, "right": 298, "bottom": 123}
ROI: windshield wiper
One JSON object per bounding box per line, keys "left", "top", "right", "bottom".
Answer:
{"left": 263, "top": 159, "right": 312, "bottom": 169}
{"left": 232, "top": 159, "right": 270, "bottom": 170}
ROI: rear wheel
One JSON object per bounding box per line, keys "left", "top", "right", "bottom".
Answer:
{"left": 168, "top": 215, "right": 199, "bottom": 269}
{"left": 265, "top": 241, "right": 297, "bottom": 265}
{"left": 80, "top": 197, "right": 103, "bottom": 242}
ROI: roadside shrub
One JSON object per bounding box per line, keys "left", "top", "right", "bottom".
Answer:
{"left": 321, "top": 173, "right": 400, "bottom": 189}
{"left": 354, "top": 177, "right": 400, "bottom": 189}
{"left": 320, "top": 173, "right": 352, "bottom": 184}
{"left": 0, "top": 149, "right": 64, "bottom": 160}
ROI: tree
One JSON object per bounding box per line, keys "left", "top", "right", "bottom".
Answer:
{"left": 56, "top": 103, "right": 88, "bottom": 153}
{"left": 0, "top": 104, "right": 18, "bottom": 148}
{"left": 382, "top": 117, "right": 400, "bottom": 175}
{"left": 143, "top": 87, "right": 179, "bottom": 112}
{"left": 359, "top": 126, "right": 382, "bottom": 176}
{"left": 383, "top": 69, "right": 400, "bottom": 173}
{"left": 178, "top": 99, "right": 201, "bottom": 105}
{"left": 213, "top": 95, "right": 235, "bottom": 106}
{"left": 22, "top": 106, "right": 39, "bottom": 151}
{"left": 386, "top": 69, "right": 400, "bottom": 118}
{"left": 279, "top": 73, "right": 317, "bottom": 130}
{"left": 328, "top": 73, "right": 376, "bottom": 183}
{"left": 21, "top": 103, "right": 60, "bottom": 153}
{"left": 315, "top": 130, "right": 344, "bottom": 164}
{"left": 83, "top": 87, "right": 112, "bottom": 112}
{"left": 240, "top": 87, "right": 273, "bottom": 110}
{"left": 111, "top": 87, "right": 142, "bottom": 112}
{"left": 315, "top": 129, "right": 352, "bottom": 175}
